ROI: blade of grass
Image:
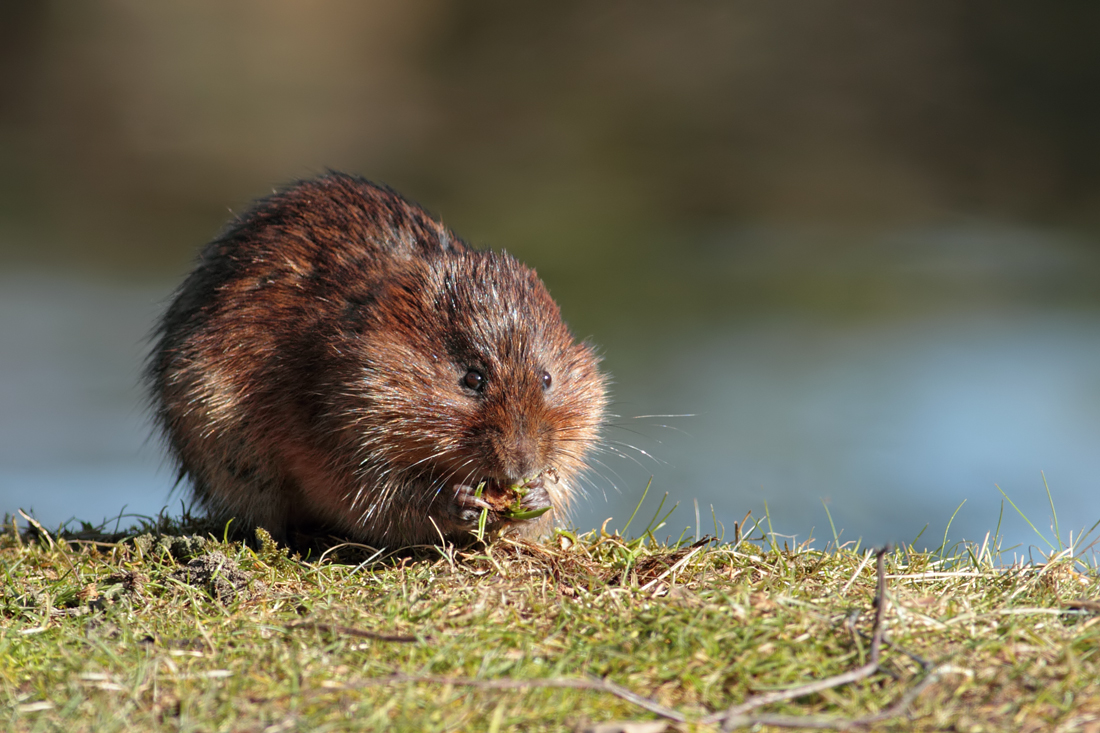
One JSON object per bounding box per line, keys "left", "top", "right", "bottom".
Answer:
{"left": 621, "top": 477, "right": 652, "bottom": 537}
{"left": 1068, "top": 517, "right": 1100, "bottom": 570}
{"left": 821, "top": 499, "right": 840, "bottom": 550}
{"left": 995, "top": 485, "right": 1055, "bottom": 553}
{"left": 763, "top": 501, "right": 778, "bottom": 554}
{"left": 910, "top": 524, "right": 928, "bottom": 548}
{"left": 641, "top": 491, "right": 669, "bottom": 537}
{"left": 645, "top": 498, "right": 680, "bottom": 545}
{"left": 1041, "top": 471, "right": 1062, "bottom": 551}
{"left": 937, "top": 500, "right": 967, "bottom": 557}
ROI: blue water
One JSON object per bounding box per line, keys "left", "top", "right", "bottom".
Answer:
{"left": 575, "top": 311, "right": 1100, "bottom": 556}
{"left": 2, "top": 255, "right": 1098, "bottom": 558}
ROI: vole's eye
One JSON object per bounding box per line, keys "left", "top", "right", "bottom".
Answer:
{"left": 541, "top": 370, "right": 552, "bottom": 390}
{"left": 463, "top": 369, "right": 485, "bottom": 392}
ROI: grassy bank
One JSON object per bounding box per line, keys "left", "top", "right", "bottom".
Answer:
{"left": 2, "top": 508, "right": 1099, "bottom": 732}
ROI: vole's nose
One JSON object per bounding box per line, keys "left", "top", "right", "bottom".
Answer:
{"left": 497, "top": 417, "right": 542, "bottom": 483}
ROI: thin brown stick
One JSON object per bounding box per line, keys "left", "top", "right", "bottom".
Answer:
{"left": 723, "top": 712, "right": 862, "bottom": 730}
{"left": 711, "top": 546, "right": 945, "bottom": 731}
{"left": 290, "top": 545, "right": 938, "bottom": 731}
{"left": 848, "top": 668, "right": 942, "bottom": 725}
{"left": 869, "top": 544, "right": 888, "bottom": 664}
{"left": 18, "top": 510, "right": 55, "bottom": 550}
{"left": 704, "top": 546, "right": 891, "bottom": 729}
{"left": 315, "top": 663, "right": 939, "bottom": 731}
{"left": 286, "top": 621, "right": 420, "bottom": 643}
{"left": 718, "top": 666, "right": 943, "bottom": 730}
{"left": 319, "top": 674, "right": 688, "bottom": 723}
{"left": 854, "top": 630, "right": 932, "bottom": 671}
{"left": 711, "top": 662, "right": 879, "bottom": 723}
{"left": 1065, "top": 599, "right": 1100, "bottom": 614}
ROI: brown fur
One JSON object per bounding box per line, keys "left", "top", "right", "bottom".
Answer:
{"left": 147, "top": 173, "right": 607, "bottom": 547}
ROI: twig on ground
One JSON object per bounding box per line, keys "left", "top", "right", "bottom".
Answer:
{"left": 18, "top": 510, "right": 55, "bottom": 550}
{"left": 715, "top": 662, "right": 881, "bottom": 724}
{"left": 855, "top": 630, "right": 932, "bottom": 671}
{"left": 286, "top": 621, "right": 420, "bottom": 643}
{"left": 1065, "top": 599, "right": 1100, "bottom": 614}
{"left": 868, "top": 544, "right": 888, "bottom": 663}
{"left": 716, "top": 667, "right": 944, "bottom": 730}
{"left": 701, "top": 546, "right": 891, "bottom": 728}
{"left": 316, "top": 674, "right": 688, "bottom": 723}
{"left": 291, "top": 545, "right": 941, "bottom": 731}
{"left": 848, "top": 668, "right": 943, "bottom": 725}
{"left": 711, "top": 545, "right": 949, "bottom": 731}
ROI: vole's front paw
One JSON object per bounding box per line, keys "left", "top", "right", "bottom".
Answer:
{"left": 518, "top": 483, "right": 552, "bottom": 514}
{"left": 449, "top": 483, "right": 492, "bottom": 526}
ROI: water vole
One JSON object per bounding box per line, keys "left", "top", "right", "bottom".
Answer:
{"left": 147, "top": 173, "right": 607, "bottom": 547}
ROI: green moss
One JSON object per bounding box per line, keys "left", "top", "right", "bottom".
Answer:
{"left": 1, "top": 511, "right": 1098, "bottom": 732}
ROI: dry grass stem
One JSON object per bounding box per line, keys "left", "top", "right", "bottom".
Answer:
{"left": 2, "top": 509, "right": 1099, "bottom": 731}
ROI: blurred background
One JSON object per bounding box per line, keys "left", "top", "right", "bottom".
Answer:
{"left": 2, "top": 1, "right": 1099, "bottom": 554}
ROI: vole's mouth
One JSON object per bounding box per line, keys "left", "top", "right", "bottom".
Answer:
{"left": 452, "top": 467, "right": 558, "bottom": 497}
{"left": 477, "top": 474, "right": 544, "bottom": 496}
{"left": 449, "top": 470, "right": 556, "bottom": 522}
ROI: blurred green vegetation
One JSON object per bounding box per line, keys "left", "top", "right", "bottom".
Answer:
{"left": 2, "top": 0, "right": 1100, "bottom": 288}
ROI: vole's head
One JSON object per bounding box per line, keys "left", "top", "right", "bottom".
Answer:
{"left": 337, "top": 249, "right": 607, "bottom": 516}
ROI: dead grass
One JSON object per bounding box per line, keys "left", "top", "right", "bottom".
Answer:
{"left": 1, "top": 506, "right": 1099, "bottom": 732}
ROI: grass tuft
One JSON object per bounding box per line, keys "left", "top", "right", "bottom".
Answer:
{"left": 2, "top": 500, "right": 1099, "bottom": 731}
